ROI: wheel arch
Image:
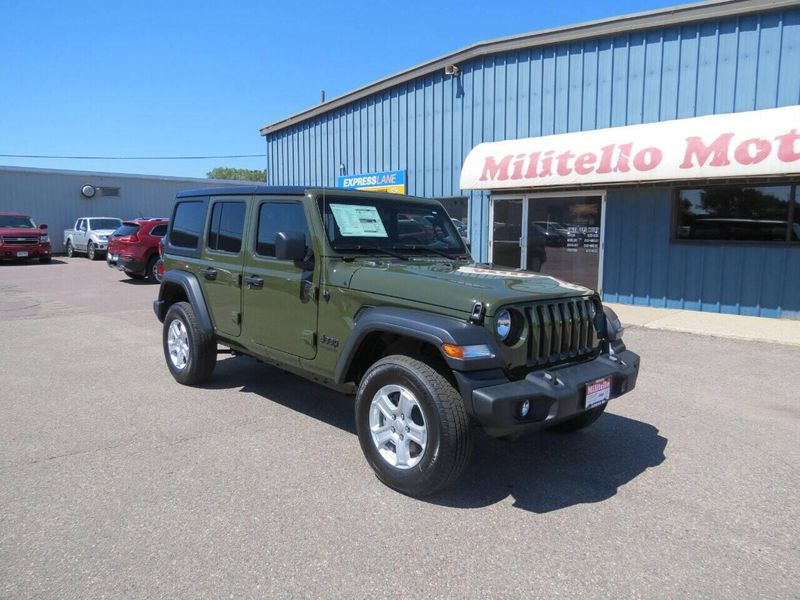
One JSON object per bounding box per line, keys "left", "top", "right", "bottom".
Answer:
{"left": 335, "top": 307, "right": 504, "bottom": 386}
{"left": 152, "top": 270, "right": 213, "bottom": 335}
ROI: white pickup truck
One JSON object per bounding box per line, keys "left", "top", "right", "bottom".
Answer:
{"left": 63, "top": 217, "right": 122, "bottom": 260}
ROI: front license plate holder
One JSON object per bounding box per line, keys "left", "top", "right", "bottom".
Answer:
{"left": 16, "top": 251, "right": 29, "bottom": 257}
{"left": 585, "top": 376, "right": 611, "bottom": 409}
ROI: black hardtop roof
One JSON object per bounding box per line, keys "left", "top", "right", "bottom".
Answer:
{"left": 176, "top": 185, "right": 306, "bottom": 198}
{"left": 174, "top": 186, "right": 436, "bottom": 203}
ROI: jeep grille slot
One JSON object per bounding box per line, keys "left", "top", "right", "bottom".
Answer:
{"left": 525, "top": 298, "right": 598, "bottom": 367}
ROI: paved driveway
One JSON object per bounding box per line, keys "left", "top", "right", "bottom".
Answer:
{"left": 1, "top": 258, "right": 797, "bottom": 598}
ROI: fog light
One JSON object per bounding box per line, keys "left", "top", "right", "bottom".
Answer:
{"left": 520, "top": 399, "right": 531, "bottom": 418}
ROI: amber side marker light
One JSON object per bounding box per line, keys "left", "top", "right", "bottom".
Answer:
{"left": 441, "top": 343, "right": 494, "bottom": 360}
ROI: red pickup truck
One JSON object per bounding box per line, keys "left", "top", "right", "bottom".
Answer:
{"left": 0, "top": 213, "right": 51, "bottom": 263}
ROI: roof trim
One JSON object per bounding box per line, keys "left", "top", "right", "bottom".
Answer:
{"left": 260, "top": 0, "right": 799, "bottom": 136}
{"left": 0, "top": 164, "right": 258, "bottom": 185}
{"left": 176, "top": 185, "right": 306, "bottom": 198}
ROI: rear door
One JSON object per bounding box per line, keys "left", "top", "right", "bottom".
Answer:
{"left": 199, "top": 198, "right": 248, "bottom": 338}
{"left": 241, "top": 198, "right": 318, "bottom": 360}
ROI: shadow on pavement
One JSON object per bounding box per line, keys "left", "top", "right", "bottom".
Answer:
{"left": 207, "top": 356, "right": 666, "bottom": 512}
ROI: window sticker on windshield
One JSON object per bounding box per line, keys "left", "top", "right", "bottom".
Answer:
{"left": 330, "top": 204, "right": 388, "bottom": 238}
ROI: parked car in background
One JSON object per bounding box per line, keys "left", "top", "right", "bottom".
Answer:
{"left": 0, "top": 212, "right": 51, "bottom": 263}
{"left": 64, "top": 217, "right": 122, "bottom": 260}
{"left": 107, "top": 218, "right": 168, "bottom": 282}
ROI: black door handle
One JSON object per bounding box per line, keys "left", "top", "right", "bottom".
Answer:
{"left": 244, "top": 275, "right": 264, "bottom": 289}
{"left": 201, "top": 267, "right": 217, "bottom": 281}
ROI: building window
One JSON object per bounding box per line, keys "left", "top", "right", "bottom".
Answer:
{"left": 674, "top": 183, "right": 799, "bottom": 243}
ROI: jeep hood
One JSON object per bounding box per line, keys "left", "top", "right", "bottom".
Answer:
{"left": 346, "top": 260, "right": 592, "bottom": 315}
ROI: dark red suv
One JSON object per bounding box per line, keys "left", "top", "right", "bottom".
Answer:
{"left": 107, "top": 218, "right": 167, "bottom": 282}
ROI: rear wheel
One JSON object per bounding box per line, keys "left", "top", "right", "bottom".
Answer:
{"left": 355, "top": 355, "right": 472, "bottom": 497}
{"left": 146, "top": 255, "right": 161, "bottom": 283}
{"left": 87, "top": 242, "right": 98, "bottom": 260}
{"left": 162, "top": 301, "right": 216, "bottom": 385}
{"left": 547, "top": 404, "right": 606, "bottom": 432}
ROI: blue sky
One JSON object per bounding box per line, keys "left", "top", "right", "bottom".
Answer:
{"left": 1, "top": 0, "right": 678, "bottom": 178}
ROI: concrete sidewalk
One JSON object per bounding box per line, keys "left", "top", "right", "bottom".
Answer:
{"left": 606, "top": 303, "right": 800, "bottom": 347}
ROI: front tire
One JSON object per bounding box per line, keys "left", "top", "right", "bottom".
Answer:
{"left": 162, "top": 301, "right": 216, "bottom": 385}
{"left": 547, "top": 404, "right": 606, "bottom": 432}
{"left": 66, "top": 241, "right": 74, "bottom": 258}
{"left": 87, "top": 242, "right": 98, "bottom": 260}
{"left": 355, "top": 355, "right": 472, "bottom": 497}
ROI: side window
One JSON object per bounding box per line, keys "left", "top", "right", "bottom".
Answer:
{"left": 256, "top": 202, "right": 310, "bottom": 258}
{"left": 170, "top": 201, "right": 206, "bottom": 249}
{"left": 208, "top": 202, "right": 246, "bottom": 253}
{"left": 150, "top": 224, "right": 167, "bottom": 237}
{"left": 78, "top": 219, "right": 86, "bottom": 231}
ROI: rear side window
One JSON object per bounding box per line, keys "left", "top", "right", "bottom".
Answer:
{"left": 150, "top": 224, "right": 167, "bottom": 237}
{"left": 208, "top": 202, "right": 246, "bottom": 253}
{"left": 114, "top": 224, "right": 140, "bottom": 237}
{"left": 171, "top": 201, "right": 206, "bottom": 248}
{"left": 256, "top": 202, "right": 310, "bottom": 257}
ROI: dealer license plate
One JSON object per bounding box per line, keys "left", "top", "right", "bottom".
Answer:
{"left": 585, "top": 376, "right": 611, "bottom": 409}
{"left": 16, "top": 251, "right": 29, "bottom": 257}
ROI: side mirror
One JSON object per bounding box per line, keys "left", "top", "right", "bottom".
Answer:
{"left": 275, "top": 231, "right": 307, "bottom": 262}
{"left": 39, "top": 223, "right": 48, "bottom": 230}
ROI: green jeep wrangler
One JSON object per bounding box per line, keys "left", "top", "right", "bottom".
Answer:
{"left": 154, "top": 186, "right": 640, "bottom": 496}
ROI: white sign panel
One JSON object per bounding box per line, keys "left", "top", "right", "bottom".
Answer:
{"left": 460, "top": 106, "right": 800, "bottom": 190}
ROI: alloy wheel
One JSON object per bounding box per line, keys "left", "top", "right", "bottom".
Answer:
{"left": 368, "top": 384, "right": 428, "bottom": 469}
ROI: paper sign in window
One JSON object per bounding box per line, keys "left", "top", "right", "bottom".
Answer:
{"left": 330, "top": 204, "right": 388, "bottom": 237}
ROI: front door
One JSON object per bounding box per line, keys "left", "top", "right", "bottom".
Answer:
{"left": 241, "top": 198, "right": 318, "bottom": 360}
{"left": 491, "top": 194, "right": 603, "bottom": 290}
{"left": 200, "top": 198, "right": 248, "bottom": 338}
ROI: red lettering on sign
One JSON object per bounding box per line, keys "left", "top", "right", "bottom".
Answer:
{"left": 633, "top": 147, "right": 662, "bottom": 171}
{"left": 680, "top": 133, "right": 734, "bottom": 168}
{"left": 574, "top": 152, "right": 597, "bottom": 175}
{"left": 775, "top": 129, "right": 800, "bottom": 163}
{"left": 734, "top": 138, "right": 771, "bottom": 165}
{"left": 524, "top": 152, "right": 541, "bottom": 178}
{"left": 597, "top": 144, "right": 615, "bottom": 174}
{"left": 480, "top": 155, "right": 512, "bottom": 181}
{"left": 556, "top": 151, "right": 575, "bottom": 176}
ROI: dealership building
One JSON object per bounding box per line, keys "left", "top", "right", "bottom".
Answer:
{"left": 260, "top": 0, "right": 800, "bottom": 318}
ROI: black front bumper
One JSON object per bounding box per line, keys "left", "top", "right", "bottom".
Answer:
{"left": 454, "top": 349, "right": 640, "bottom": 437}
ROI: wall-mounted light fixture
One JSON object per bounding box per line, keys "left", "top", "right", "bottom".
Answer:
{"left": 80, "top": 184, "right": 96, "bottom": 198}
{"left": 339, "top": 163, "right": 346, "bottom": 175}
{"left": 444, "top": 64, "right": 460, "bottom": 76}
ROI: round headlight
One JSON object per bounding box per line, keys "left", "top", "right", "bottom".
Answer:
{"left": 496, "top": 310, "right": 512, "bottom": 340}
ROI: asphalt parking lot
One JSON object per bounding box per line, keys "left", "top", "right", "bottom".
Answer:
{"left": 1, "top": 257, "right": 798, "bottom": 598}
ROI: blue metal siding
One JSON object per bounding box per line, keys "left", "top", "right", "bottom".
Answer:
{"left": 602, "top": 188, "right": 800, "bottom": 318}
{"left": 266, "top": 8, "right": 800, "bottom": 317}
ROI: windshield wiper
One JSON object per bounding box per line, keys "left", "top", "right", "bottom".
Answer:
{"left": 392, "top": 244, "right": 462, "bottom": 261}
{"left": 335, "top": 244, "right": 409, "bottom": 261}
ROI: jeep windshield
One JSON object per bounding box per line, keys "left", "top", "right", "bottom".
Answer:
{"left": 316, "top": 195, "right": 468, "bottom": 258}
{"left": 0, "top": 215, "right": 36, "bottom": 228}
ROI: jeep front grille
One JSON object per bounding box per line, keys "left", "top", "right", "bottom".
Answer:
{"left": 524, "top": 298, "right": 599, "bottom": 366}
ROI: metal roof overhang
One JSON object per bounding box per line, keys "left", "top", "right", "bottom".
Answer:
{"left": 260, "top": 0, "right": 800, "bottom": 137}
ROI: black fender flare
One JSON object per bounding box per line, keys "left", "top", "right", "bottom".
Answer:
{"left": 334, "top": 306, "right": 505, "bottom": 384}
{"left": 152, "top": 270, "right": 214, "bottom": 335}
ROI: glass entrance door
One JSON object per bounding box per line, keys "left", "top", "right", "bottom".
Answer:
{"left": 491, "top": 198, "right": 523, "bottom": 269}
{"left": 490, "top": 194, "right": 603, "bottom": 290}
{"left": 527, "top": 195, "right": 602, "bottom": 290}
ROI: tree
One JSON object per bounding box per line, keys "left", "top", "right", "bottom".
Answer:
{"left": 207, "top": 167, "right": 266, "bottom": 182}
